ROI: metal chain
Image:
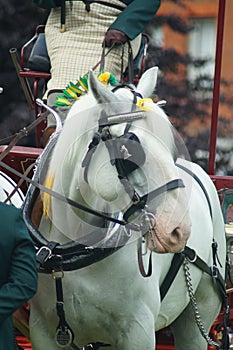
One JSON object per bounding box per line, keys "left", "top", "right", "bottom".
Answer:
{"left": 183, "top": 258, "right": 221, "bottom": 349}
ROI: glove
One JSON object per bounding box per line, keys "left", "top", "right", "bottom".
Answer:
{"left": 104, "top": 29, "right": 128, "bottom": 47}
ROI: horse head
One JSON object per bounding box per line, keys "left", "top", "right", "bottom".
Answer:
{"left": 85, "top": 68, "right": 191, "bottom": 253}
{"left": 43, "top": 67, "right": 191, "bottom": 254}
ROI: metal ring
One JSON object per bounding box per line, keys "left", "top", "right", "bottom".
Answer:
{"left": 52, "top": 269, "right": 64, "bottom": 279}
{"left": 187, "top": 251, "right": 197, "bottom": 263}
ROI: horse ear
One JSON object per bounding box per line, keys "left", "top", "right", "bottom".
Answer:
{"left": 136, "top": 66, "right": 158, "bottom": 98}
{"left": 88, "top": 70, "right": 120, "bottom": 105}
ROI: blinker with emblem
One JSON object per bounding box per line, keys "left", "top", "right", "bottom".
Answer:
{"left": 113, "top": 132, "right": 146, "bottom": 177}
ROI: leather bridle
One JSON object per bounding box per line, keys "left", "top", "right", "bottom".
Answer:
{"left": 82, "top": 87, "right": 185, "bottom": 225}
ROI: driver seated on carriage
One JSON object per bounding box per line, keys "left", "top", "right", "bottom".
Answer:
{"left": 33, "top": 0, "right": 161, "bottom": 143}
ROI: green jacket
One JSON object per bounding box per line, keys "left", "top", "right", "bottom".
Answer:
{"left": 0, "top": 203, "right": 38, "bottom": 350}
{"left": 33, "top": 0, "right": 161, "bottom": 40}
{"left": 110, "top": 0, "right": 161, "bottom": 40}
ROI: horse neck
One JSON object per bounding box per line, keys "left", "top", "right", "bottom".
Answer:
{"left": 39, "top": 185, "right": 106, "bottom": 244}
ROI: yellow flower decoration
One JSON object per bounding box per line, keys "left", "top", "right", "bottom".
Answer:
{"left": 98, "top": 72, "right": 111, "bottom": 85}
{"left": 136, "top": 98, "right": 153, "bottom": 111}
{"left": 98, "top": 71, "right": 117, "bottom": 86}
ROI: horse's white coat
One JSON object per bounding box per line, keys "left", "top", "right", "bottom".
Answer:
{"left": 28, "top": 67, "right": 226, "bottom": 350}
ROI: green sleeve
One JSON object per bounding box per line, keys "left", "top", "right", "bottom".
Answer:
{"left": 109, "top": 0, "right": 161, "bottom": 40}
{"left": 0, "top": 208, "right": 38, "bottom": 324}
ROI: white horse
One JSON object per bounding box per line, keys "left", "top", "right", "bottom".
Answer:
{"left": 25, "top": 67, "right": 226, "bottom": 350}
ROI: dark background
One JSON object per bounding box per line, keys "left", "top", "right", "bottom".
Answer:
{"left": 0, "top": 0, "right": 48, "bottom": 146}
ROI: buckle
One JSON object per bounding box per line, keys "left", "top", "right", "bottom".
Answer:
{"left": 212, "top": 265, "right": 219, "bottom": 279}
{"left": 132, "top": 191, "right": 141, "bottom": 204}
{"left": 36, "top": 246, "right": 52, "bottom": 264}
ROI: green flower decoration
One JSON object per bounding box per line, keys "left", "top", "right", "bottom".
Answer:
{"left": 54, "top": 95, "right": 72, "bottom": 107}
{"left": 54, "top": 71, "right": 117, "bottom": 107}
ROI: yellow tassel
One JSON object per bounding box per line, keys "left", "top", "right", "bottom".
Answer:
{"left": 43, "top": 173, "right": 55, "bottom": 219}
{"left": 136, "top": 98, "right": 153, "bottom": 111}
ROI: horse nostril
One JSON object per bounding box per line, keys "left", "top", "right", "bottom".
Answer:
{"left": 170, "top": 227, "right": 182, "bottom": 244}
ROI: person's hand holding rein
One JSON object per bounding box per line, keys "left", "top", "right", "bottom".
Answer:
{"left": 104, "top": 29, "right": 128, "bottom": 47}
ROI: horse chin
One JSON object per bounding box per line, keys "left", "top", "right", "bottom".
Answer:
{"left": 146, "top": 232, "right": 169, "bottom": 253}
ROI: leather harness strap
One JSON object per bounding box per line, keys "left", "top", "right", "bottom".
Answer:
{"left": 159, "top": 162, "right": 227, "bottom": 320}
{"left": 176, "top": 162, "right": 213, "bottom": 219}
{"left": 160, "top": 245, "right": 226, "bottom": 303}
{"left": 54, "top": 270, "right": 111, "bottom": 350}
{"left": 0, "top": 159, "right": 133, "bottom": 228}
{"left": 123, "top": 179, "right": 185, "bottom": 222}
{"left": 137, "top": 237, "right": 152, "bottom": 278}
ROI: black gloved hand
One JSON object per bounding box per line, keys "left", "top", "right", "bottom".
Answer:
{"left": 104, "top": 29, "right": 128, "bottom": 47}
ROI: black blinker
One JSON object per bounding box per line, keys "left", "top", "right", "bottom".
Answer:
{"left": 114, "top": 132, "right": 146, "bottom": 177}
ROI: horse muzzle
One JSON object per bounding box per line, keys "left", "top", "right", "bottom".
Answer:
{"left": 145, "top": 214, "right": 191, "bottom": 254}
